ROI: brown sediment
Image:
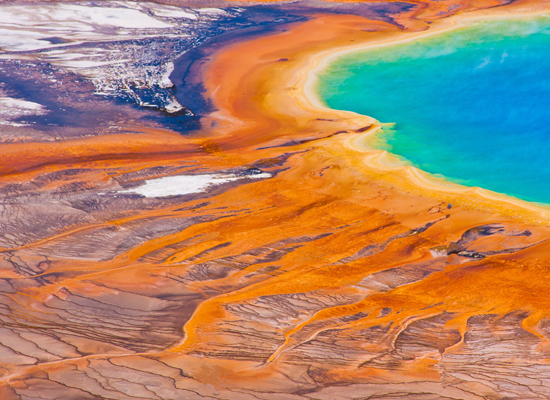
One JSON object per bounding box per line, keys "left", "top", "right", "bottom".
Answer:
{"left": 2, "top": 1, "right": 550, "bottom": 399}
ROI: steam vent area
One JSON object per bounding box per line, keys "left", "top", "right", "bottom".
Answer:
{"left": 2, "top": 0, "right": 550, "bottom": 399}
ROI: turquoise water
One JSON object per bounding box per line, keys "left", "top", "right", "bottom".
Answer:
{"left": 317, "top": 16, "right": 550, "bottom": 204}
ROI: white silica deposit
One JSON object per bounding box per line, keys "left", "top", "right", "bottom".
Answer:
{"left": 0, "top": 2, "right": 234, "bottom": 113}
{"left": 0, "top": 97, "right": 48, "bottom": 126}
{"left": 0, "top": 2, "right": 225, "bottom": 53}
{"left": 117, "top": 172, "right": 271, "bottom": 198}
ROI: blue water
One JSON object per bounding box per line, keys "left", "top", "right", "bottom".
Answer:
{"left": 317, "top": 17, "right": 550, "bottom": 204}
